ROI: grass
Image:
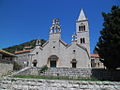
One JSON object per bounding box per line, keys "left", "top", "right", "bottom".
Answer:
{"left": 13, "top": 75, "right": 99, "bottom": 81}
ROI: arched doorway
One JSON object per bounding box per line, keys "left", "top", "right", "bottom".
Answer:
{"left": 48, "top": 55, "right": 58, "bottom": 68}
{"left": 71, "top": 59, "right": 77, "bottom": 68}
{"left": 32, "top": 59, "right": 37, "bottom": 67}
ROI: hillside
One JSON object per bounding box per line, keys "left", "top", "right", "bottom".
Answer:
{"left": 3, "top": 39, "right": 46, "bottom": 54}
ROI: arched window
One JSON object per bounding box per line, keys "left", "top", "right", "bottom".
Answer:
{"left": 80, "top": 38, "right": 83, "bottom": 43}
{"left": 79, "top": 25, "right": 85, "bottom": 31}
{"left": 32, "top": 59, "right": 37, "bottom": 67}
{"left": 83, "top": 38, "right": 85, "bottom": 43}
{"left": 80, "top": 38, "right": 85, "bottom": 44}
{"left": 71, "top": 59, "right": 77, "bottom": 68}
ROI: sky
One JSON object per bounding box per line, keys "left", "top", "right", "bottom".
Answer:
{"left": 0, "top": 0, "right": 119, "bottom": 53}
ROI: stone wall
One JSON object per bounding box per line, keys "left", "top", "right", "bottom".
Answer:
{"left": 41, "top": 68, "right": 91, "bottom": 79}
{"left": 0, "top": 78, "right": 120, "bottom": 90}
{"left": 0, "top": 63, "right": 13, "bottom": 77}
{"left": 13, "top": 67, "right": 120, "bottom": 81}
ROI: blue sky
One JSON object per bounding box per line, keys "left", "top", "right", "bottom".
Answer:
{"left": 0, "top": 0, "right": 119, "bottom": 53}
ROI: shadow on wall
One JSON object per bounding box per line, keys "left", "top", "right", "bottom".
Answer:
{"left": 91, "top": 68, "right": 120, "bottom": 81}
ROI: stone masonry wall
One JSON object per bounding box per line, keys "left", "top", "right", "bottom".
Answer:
{"left": 41, "top": 68, "right": 91, "bottom": 79}
{"left": 0, "top": 63, "right": 13, "bottom": 77}
{"left": 0, "top": 78, "right": 120, "bottom": 90}
{"left": 14, "top": 67, "right": 120, "bottom": 81}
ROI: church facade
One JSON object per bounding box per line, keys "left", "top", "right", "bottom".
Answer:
{"left": 28, "top": 9, "right": 91, "bottom": 68}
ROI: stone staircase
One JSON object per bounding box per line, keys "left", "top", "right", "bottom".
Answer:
{"left": 10, "top": 67, "right": 39, "bottom": 76}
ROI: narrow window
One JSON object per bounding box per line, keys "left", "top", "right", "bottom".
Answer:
{"left": 83, "top": 38, "right": 85, "bottom": 43}
{"left": 80, "top": 38, "right": 85, "bottom": 44}
{"left": 83, "top": 25, "right": 85, "bottom": 31}
{"left": 91, "top": 59, "right": 95, "bottom": 67}
{"left": 80, "top": 38, "right": 83, "bottom": 43}
{"left": 79, "top": 26, "right": 81, "bottom": 31}
{"left": 36, "top": 52, "right": 38, "bottom": 54}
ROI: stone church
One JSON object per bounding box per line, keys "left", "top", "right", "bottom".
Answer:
{"left": 29, "top": 9, "right": 91, "bottom": 68}
{"left": 15, "top": 9, "right": 91, "bottom": 68}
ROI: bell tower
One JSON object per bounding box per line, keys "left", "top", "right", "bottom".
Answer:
{"left": 49, "top": 18, "right": 61, "bottom": 40}
{"left": 76, "top": 9, "right": 90, "bottom": 54}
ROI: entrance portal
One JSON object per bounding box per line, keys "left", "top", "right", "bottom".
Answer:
{"left": 48, "top": 55, "right": 58, "bottom": 68}
{"left": 50, "top": 61, "right": 56, "bottom": 67}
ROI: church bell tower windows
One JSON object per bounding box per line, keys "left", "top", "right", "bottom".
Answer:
{"left": 80, "top": 38, "right": 85, "bottom": 44}
{"left": 79, "top": 25, "right": 85, "bottom": 32}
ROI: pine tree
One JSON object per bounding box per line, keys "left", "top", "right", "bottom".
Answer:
{"left": 96, "top": 5, "right": 120, "bottom": 69}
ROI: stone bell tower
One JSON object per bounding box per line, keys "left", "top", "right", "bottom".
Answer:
{"left": 76, "top": 9, "right": 90, "bottom": 54}
{"left": 49, "top": 18, "right": 61, "bottom": 40}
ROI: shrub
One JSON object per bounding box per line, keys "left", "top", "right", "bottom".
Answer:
{"left": 39, "top": 65, "right": 48, "bottom": 73}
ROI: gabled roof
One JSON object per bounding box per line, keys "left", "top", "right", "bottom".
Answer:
{"left": 0, "top": 50, "right": 16, "bottom": 56}
{"left": 42, "top": 41, "right": 49, "bottom": 47}
{"left": 76, "top": 43, "right": 90, "bottom": 58}
{"left": 59, "top": 40, "right": 69, "bottom": 47}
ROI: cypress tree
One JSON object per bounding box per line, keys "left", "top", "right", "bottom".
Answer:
{"left": 96, "top": 5, "right": 120, "bottom": 69}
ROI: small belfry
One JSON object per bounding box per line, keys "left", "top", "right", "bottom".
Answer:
{"left": 50, "top": 18, "right": 61, "bottom": 34}
{"left": 49, "top": 18, "right": 61, "bottom": 40}
{"left": 72, "top": 33, "right": 77, "bottom": 42}
{"left": 76, "top": 9, "right": 90, "bottom": 54}
{"left": 36, "top": 39, "right": 41, "bottom": 46}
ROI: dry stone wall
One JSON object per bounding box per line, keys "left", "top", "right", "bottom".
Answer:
{"left": 42, "top": 68, "right": 91, "bottom": 79}
{"left": 14, "top": 67, "right": 120, "bottom": 81}
{"left": 0, "top": 78, "right": 120, "bottom": 90}
{"left": 0, "top": 63, "right": 13, "bottom": 77}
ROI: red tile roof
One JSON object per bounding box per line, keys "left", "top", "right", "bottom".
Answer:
{"left": 90, "top": 54, "right": 99, "bottom": 57}
{"left": 24, "top": 46, "right": 32, "bottom": 49}
{"left": 15, "top": 49, "right": 32, "bottom": 54}
{"left": 0, "top": 50, "right": 16, "bottom": 56}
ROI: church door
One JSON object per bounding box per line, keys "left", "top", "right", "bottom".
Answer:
{"left": 48, "top": 55, "right": 58, "bottom": 68}
{"left": 50, "top": 61, "right": 56, "bottom": 67}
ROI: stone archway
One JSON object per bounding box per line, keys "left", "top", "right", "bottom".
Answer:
{"left": 48, "top": 55, "right": 59, "bottom": 68}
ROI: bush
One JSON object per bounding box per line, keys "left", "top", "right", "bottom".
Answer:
{"left": 39, "top": 65, "right": 48, "bottom": 73}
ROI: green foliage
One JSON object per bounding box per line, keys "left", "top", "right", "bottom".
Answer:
{"left": 39, "top": 65, "right": 48, "bottom": 73}
{"left": 13, "top": 61, "right": 22, "bottom": 71}
{"left": 3, "top": 39, "right": 46, "bottom": 53}
{"left": 96, "top": 5, "right": 120, "bottom": 69}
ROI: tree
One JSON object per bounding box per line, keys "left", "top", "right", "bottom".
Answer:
{"left": 96, "top": 5, "right": 120, "bottom": 69}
